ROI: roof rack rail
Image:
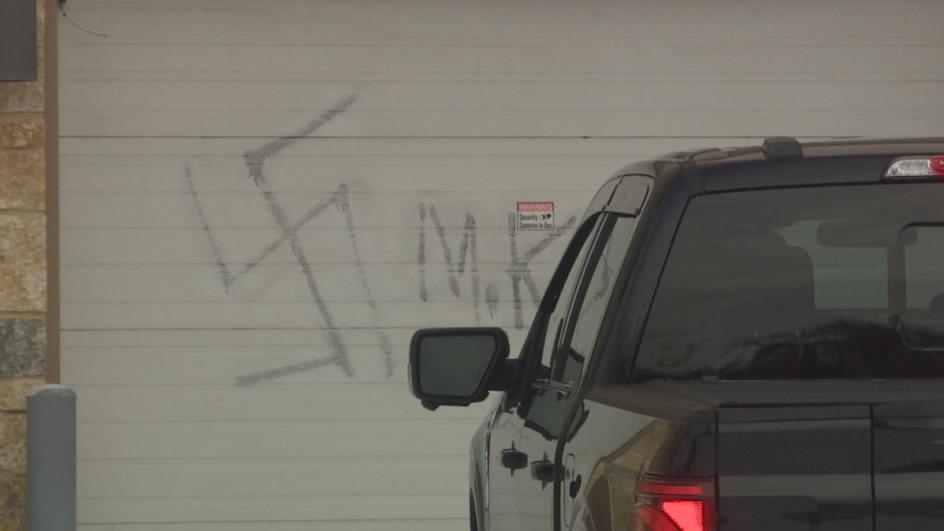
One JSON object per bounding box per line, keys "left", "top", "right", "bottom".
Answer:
{"left": 762, "top": 137, "right": 803, "bottom": 160}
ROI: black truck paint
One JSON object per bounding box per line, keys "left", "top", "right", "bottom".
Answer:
{"left": 410, "top": 137, "right": 944, "bottom": 531}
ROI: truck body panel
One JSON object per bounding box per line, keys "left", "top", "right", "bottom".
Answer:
{"left": 410, "top": 138, "right": 944, "bottom": 531}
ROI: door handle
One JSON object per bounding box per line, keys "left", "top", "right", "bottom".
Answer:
{"left": 530, "top": 458, "right": 559, "bottom": 488}
{"left": 568, "top": 473, "right": 583, "bottom": 498}
{"left": 500, "top": 447, "right": 528, "bottom": 472}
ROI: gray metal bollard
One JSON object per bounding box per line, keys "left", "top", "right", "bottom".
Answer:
{"left": 27, "top": 384, "right": 76, "bottom": 531}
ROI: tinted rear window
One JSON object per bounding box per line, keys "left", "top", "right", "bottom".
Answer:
{"left": 632, "top": 183, "right": 944, "bottom": 382}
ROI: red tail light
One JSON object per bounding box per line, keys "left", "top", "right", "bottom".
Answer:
{"left": 932, "top": 156, "right": 944, "bottom": 176}
{"left": 635, "top": 475, "right": 715, "bottom": 531}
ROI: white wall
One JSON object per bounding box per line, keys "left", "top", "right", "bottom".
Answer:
{"left": 59, "top": 1, "right": 944, "bottom": 529}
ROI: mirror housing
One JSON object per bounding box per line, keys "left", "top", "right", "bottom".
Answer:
{"left": 409, "top": 327, "right": 511, "bottom": 410}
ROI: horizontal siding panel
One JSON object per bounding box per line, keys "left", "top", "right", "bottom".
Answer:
{"left": 62, "top": 328, "right": 530, "bottom": 347}
{"left": 78, "top": 456, "right": 467, "bottom": 498}
{"left": 61, "top": 43, "right": 944, "bottom": 79}
{"left": 78, "top": 419, "right": 481, "bottom": 459}
{"left": 61, "top": 80, "right": 944, "bottom": 112}
{"left": 59, "top": 226, "right": 576, "bottom": 265}
{"left": 58, "top": 136, "right": 705, "bottom": 159}
{"left": 59, "top": 169, "right": 618, "bottom": 195}
{"left": 61, "top": 264, "right": 556, "bottom": 303}
{"left": 62, "top": 302, "right": 533, "bottom": 331}
{"left": 73, "top": 384, "right": 491, "bottom": 422}
{"left": 67, "top": 347, "right": 549, "bottom": 386}
{"left": 81, "top": 495, "right": 464, "bottom": 528}
{"left": 64, "top": 349, "right": 416, "bottom": 385}
{"left": 61, "top": 0, "right": 944, "bottom": 47}
{"left": 61, "top": 108, "right": 944, "bottom": 137}
{"left": 61, "top": 191, "right": 592, "bottom": 229}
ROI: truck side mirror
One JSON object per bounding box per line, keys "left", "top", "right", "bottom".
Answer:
{"left": 409, "top": 327, "right": 510, "bottom": 410}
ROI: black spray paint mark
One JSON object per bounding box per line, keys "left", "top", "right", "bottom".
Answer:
{"left": 188, "top": 95, "right": 393, "bottom": 384}
{"left": 338, "top": 183, "right": 394, "bottom": 377}
{"left": 417, "top": 203, "right": 575, "bottom": 327}
{"left": 184, "top": 162, "right": 232, "bottom": 289}
{"left": 417, "top": 203, "right": 481, "bottom": 322}
{"left": 507, "top": 213, "right": 577, "bottom": 328}
{"left": 246, "top": 167, "right": 354, "bottom": 380}
{"left": 244, "top": 94, "right": 357, "bottom": 186}
{"left": 189, "top": 168, "right": 347, "bottom": 294}
{"left": 418, "top": 204, "right": 428, "bottom": 302}
{"left": 224, "top": 188, "right": 344, "bottom": 291}
{"left": 235, "top": 356, "right": 338, "bottom": 386}
{"left": 484, "top": 283, "right": 500, "bottom": 319}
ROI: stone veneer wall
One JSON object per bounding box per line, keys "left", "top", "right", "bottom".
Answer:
{"left": 0, "top": 0, "right": 52, "bottom": 528}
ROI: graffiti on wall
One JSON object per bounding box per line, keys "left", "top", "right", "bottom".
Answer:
{"left": 416, "top": 203, "right": 576, "bottom": 328}
{"left": 186, "top": 95, "right": 576, "bottom": 385}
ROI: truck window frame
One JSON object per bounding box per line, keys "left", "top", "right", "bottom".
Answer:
{"left": 614, "top": 183, "right": 944, "bottom": 384}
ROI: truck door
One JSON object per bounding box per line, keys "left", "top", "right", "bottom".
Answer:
{"left": 487, "top": 213, "right": 603, "bottom": 531}
{"left": 488, "top": 177, "right": 648, "bottom": 531}
{"left": 544, "top": 213, "right": 651, "bottom": 531}
{"left": 507, "top": 213, "right": 644, "bottom": 531}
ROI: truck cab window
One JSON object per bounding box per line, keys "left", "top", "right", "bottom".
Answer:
{"left": 565, "top": 216, "right": 639, "bottom": 374}
{"left": 631, "top": 184, "right": 944, "bottom": 382}
{"left": 522, "top": 218, "right": 598, "bottom": 438}
{"left": 904, "top": 226, "right": 944, "bottom": 310}
{"left": 526, "top": 216, "right": 639, "bottom": 438}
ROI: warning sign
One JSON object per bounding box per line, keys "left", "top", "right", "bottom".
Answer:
{"left": 516, "top": 201, "right": 555, "bottom": 231}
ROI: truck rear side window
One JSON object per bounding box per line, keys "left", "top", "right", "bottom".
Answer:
{"left": 632, "top": 183, "right": 944, "bottom": 382}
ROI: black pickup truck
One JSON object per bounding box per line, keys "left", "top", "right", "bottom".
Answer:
{"left": 409, "top": 138, "right": 944, "bottom": 531}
